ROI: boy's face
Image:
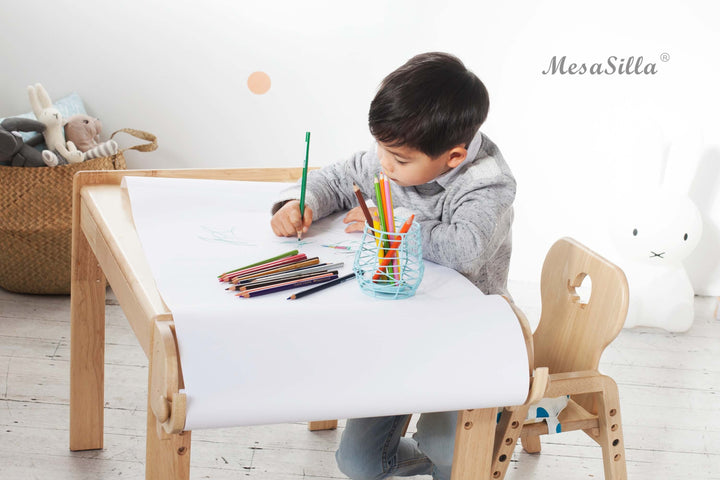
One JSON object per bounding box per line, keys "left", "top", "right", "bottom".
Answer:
{"left": 377, "top": 142, "right": 467, "bottom": 187}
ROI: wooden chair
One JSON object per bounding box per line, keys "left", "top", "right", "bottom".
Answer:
{"left": 490, "top": 237, "right": 630, "bottom": 479}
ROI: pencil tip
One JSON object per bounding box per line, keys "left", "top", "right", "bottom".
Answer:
{"left": 287, "top": 295, "right": 295, "bottom": 300}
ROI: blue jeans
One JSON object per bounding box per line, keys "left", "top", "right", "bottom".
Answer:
{"left": 335, "top": 411, "right": 458, "bottom": 480}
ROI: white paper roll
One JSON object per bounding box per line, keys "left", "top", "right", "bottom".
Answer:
{"left": 124, "top": 177, "right": 529, "bottom": 430}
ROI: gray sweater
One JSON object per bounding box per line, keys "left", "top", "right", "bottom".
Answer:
{"left": 272, "top": 130, "right": 515, "bottom": 296}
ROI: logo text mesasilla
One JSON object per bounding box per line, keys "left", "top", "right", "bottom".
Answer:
{"left": 542, "top": 56, "right": 658, "bottom": 75}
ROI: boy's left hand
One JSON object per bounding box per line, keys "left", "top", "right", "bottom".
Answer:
{"left": 343, "top": 206, "right": 379, "bottom": 233}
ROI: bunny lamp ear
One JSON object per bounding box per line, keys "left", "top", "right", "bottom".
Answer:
{"left": 661, "top": 127, "right": 704, "bottom": 195}
{"left": 35, "top": 83, "right": 53, "bottom": 109}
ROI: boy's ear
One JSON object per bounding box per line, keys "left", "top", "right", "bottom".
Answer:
{"left": 445, "top": 146, "right": 468, "bottom": 169}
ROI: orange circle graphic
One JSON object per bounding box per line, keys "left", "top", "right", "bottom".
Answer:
{"left": 247, "top": 71, "right": 271, "bottom": 95}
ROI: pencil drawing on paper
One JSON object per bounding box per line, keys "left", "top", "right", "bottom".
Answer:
{"left": 198, "top": 225, "right": 255, "bottom": 246}
{"left": 280, "top": 238, "right": 314, "bottom": 247}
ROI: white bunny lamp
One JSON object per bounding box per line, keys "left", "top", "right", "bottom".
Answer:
{"left": 609, "top": 149, "right": 703, "bottom": 332}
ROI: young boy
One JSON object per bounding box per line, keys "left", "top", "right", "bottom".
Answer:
{"left": 270, "top": 52, "right": 515, "bottom": 480}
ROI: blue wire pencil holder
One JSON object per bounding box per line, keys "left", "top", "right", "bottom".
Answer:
{"left": 353, "top": 219, "right": 424, "bottom": 299}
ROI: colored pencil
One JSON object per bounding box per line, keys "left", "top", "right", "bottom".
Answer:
{"left": 373, "top": 175, "right": 389, "bottom": 253}
{"left": 239, "top": 271, "right": 339, "bottom": 292}
{"left": 287, "top": 272, "right": 356, "bottom": 300}
{"left": 382, "top": 173, "right": 395, "bottom": 234}
{"left": 378, "top": 173, "right": 386, "bottom": 223}
{"left": 372, "top": 215, "right": 415, "bottom": 281}
{"left": 353, "top": 184, "right": 375, "bottom": 227}
{"left": 236, "top": 271, "right": 335, "bottom": 296}
{"left": 321, "top": 245, "right": 353, "bottom": 251}
{"left": 223, "top": 254, "right": 309, "bottom": 282}
{"left": 233, "top": 261, "right": 334, "bottom": 284}
{"left": 237, "top": 273, "right": 337, "bottom": 298}
{"left": 224, "top": 253, "right": 309, "bottom": 282}
{"left": 229, "top": 256, "right": 318, "bottom": 284}
{"left": 372, "top": 219, "right": 383, "bottom": 253}
{"left": 230, "top": 262, "right": 344, "bottom": 288}
{"left": 237, "top": 271, "right": 335, "bottom": 295}
{"left": 231, "top": 258, "right": 322, "bottom": 283}
{"left": 220, "top": 252, "right": 306, "bottom": 281}
{"left": 218, "top": 250, "right": 298, "bottom": 278}
{"left": 298, "top": 131, "right": 311, "bottom": 240}
{"left": 381, "top": 173, "right": 398, "bottom": 279}
{"left": 225, "top": 263, "right": 327, "bottom": 290}
{"left": 237, "top": 266, "right": 339, "bottom": 288}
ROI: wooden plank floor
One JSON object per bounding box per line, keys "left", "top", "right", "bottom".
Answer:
{"left": 1, "top": 281, "right": 719, "bottom": 479}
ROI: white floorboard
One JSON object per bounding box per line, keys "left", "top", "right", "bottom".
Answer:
{"left": 1, "top": 281, "right": 719, "bottom": 479}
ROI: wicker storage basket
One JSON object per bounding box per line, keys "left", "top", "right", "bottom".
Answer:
{"left": 0, "top": 129, "right": 157, "bottom": 294}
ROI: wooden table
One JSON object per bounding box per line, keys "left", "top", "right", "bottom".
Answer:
{"left": 69, "top": 168, "right": 546, "bottom": 480}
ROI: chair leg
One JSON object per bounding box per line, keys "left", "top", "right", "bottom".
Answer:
{"left": 491, "top": 406, "right": 530, "bottom": 480}
{"left": 400, "top": 415, "right": 412, "bottom": 437}
{"left": 595, "top": 376, "right": 627, "bottom": 480}
{"left": 308, "top": 420, "right": 338, "bottom": 431}
{"left": 520, "top": 434, "right": 542, "bottom": 453}
{"left": 451, "top": 408, "right": 497, "bottom": 480}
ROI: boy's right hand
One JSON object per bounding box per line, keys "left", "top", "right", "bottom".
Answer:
{"left": 270, "top": 200, "right": 313, "bottom": 237}
{"left": 343, "top": 206, "right": 379, "bottom": 233}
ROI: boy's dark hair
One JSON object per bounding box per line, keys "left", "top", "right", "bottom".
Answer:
{"left": 368, "top": 52, "right": 489, "bottom": 158}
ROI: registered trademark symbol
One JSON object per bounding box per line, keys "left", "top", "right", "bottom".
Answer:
{"left": 660, "top": 52, "right": 670, "bottom": 62}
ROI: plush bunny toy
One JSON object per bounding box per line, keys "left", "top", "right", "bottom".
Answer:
{"left": 64, "top": 114, "right": 118, "bottom": 161}
{"left": 609, "top": 143, "right": 703, "bottom": 332}
{"left": 27, "top": 83, "right": 84, "bottom": 166}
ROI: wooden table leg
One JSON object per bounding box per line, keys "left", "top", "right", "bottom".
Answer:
{"left": 145, "top": 406, "right": 192, "bottom": 479}
{"left": 146, "top": 349, "right": 191, "bottom": 479}
{"left": 70, "top": 226, "right": 107, "bottom": 451}
{"left": 451, "top": 408, "right": 497, "bottom": 480}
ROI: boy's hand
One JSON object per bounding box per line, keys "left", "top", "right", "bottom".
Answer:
{"left": 343, "top": 206, "right": 379, "bottom": 233}
{"left": 271, "top": 200, "right": 313, "bottom": 237}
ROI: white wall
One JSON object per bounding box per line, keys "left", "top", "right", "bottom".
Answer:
{"left": 1, "top": 0, "right": 719, "bottom": 287}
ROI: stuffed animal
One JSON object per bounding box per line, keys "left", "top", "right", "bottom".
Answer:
{"left": 0, "top": 117, "right": 59, "bottom": 167}
{"left": 64, "top": 114, "right": 119, "bottom": 160}
{"left": 609, "top": 141, "right": 703, "bottom": 332}
{"left": 525, "top": 395, "right": 569, "bottom": 434}
{"left": 64, "top": 114, "right": 101, "bottom": 151}
{"left": 27, "top": 83, "right": 84, "bottom": 165}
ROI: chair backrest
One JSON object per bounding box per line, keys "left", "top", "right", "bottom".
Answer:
{"left": 532, "top": 237, "right": 629, "bottom": 375}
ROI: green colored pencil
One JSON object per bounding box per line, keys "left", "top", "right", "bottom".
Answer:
{"left": 373, "top": 175, "right": 389, "bottom": 253}
{"left": 298, "top": 131, "right": 311, "bottom": 240}
{"left": 218, "top": 249, "right": 298, "bottom": 278}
